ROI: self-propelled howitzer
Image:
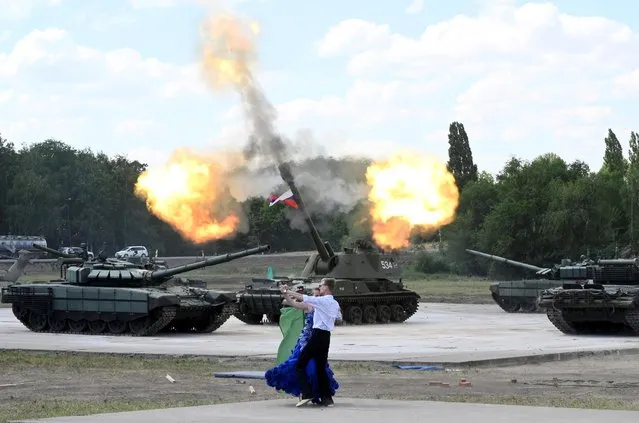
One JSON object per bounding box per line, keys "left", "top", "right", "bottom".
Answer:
{"left": 2, "top": 244, "right": 270, "bottom": 336}
{"left": 233, "top": 161, "right": 419, "bottom": 326}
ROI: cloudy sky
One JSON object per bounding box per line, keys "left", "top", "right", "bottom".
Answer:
{"left": 0, "top": 0, "right": 637, "bottom": 175}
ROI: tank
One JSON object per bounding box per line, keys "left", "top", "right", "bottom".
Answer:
{"left": 465, "top": 249, "right": 572, "bottom": 313}
{"left": 0, "top": 235, "right": 47, "bottom": 258}
{"left": 1, "top": 244, "right": 270, "bottom": 336}
{"left": 234, "top": 161, "right": 420, "bottom": 326}
{"left": 537, "top": 258, "right": 639, "bottom": 335}
{"left": 465, "top": 248, "right": 639, "bottom": 335}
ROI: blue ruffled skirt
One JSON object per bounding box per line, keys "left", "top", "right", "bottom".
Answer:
{"left": 265, "top": 311, "right": 339, "bottom": 403}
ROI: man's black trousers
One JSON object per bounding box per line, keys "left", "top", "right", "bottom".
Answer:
{"left": 295, "top": 328, "right": 331, "bottom": 399}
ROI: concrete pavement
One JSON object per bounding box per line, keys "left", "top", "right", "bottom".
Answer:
{"left": 2, "top": 303, "right": 639, "bottom": 364}
{"left": 13, "top": 398, "right": 639, "bottom": 423}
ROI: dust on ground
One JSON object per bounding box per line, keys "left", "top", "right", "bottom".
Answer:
{"left": 2, "top": 351, "right": 639, "bottom": 421}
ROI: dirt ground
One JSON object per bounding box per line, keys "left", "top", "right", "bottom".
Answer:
{"left": 2, "top": 351, "right": 639, "bottom": 422}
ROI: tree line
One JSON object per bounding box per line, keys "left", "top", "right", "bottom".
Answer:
{"left": 1, "top": 125, "right": 638, "bottom": 279}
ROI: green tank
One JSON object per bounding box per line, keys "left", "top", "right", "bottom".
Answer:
{"left": 1, "top": 244, "right": 270, "bottom": 336}
{"left": 234, "top": 162, "right": 420, "bottom": 326}
{"left": 465, "top": 249, "right": 572, "bottom": 313}
{"left": 537, "top": 258, "right": 639, "bottom": 335}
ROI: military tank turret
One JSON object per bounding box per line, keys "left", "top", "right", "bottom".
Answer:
{"left": 2, "top": 244, "right": 270, "bottom": 336}
{"left": 465, "top": 249, "right": 585, "bottom": 313}
{"left": 234, "top": 161, "right": 420, "bottom": 326}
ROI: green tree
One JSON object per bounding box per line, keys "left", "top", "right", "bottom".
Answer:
{"left": 447, "top": 121, "right": 478, "bottom": 191}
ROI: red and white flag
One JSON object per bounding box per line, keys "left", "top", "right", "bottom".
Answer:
{"left": 268, "top": 189, "right": 299, "bottom": 208}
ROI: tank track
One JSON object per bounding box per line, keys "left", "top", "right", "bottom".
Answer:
{"left": 12, "top": 303, "right": 177, "bottom": 337}
{"left": 492, "top": 293, "right": 539, "bottom": 313}
{"left": 545, "top": 307, "right": 577, "bottom": 334}
{"left": 624, "top": 308, "right": 639, "bottom": 333}
{"left": 195, "top": 302, "right": 238, "bottom": 333}
{"left": 334, "top": 292, "right": 420, "bottom": 325}
{"left": 233, "top": 292, "right": 420, "bottom": 326}
{"left": 162, "top": 302, "right": 238, "bottom": 334}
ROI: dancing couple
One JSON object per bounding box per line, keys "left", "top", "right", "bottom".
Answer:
{"left": 265, "top": 278, "right": 342, "bottom": 407}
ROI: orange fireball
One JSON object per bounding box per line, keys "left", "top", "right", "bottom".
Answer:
{"left": 134, "top": 149, "right": 242, "bottom": 244}
{"left": 366, "top": 152, "right": 459, "bottom": 250}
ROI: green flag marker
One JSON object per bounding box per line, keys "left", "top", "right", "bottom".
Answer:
{"left": 275, "top": 307, "right": 304, "bottom": 365}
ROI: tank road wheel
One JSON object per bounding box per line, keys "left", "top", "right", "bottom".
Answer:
{"left": 48, "top": 316, "right": 67, "bottom": 332}
{"left": 624, "top": 308, "right": 639, "bottom": 334}
{"left": 266, "top": 313, "right": 280, "bottom": 324}
{"left": 11, "top": 304, "right": 28, "bottom": 322}
{"left": 88, "top": 320, "right": 107, "bottom": 334}
{"left": 108, "top": 320, "right": 127, "bottom": 334}
{"left": 377, "top": 305, "right": 392, "bottom": 323}
{"left": 27, "top": 311, "right": 49, "bottom": 331}
{"left": 128, "top": 317, "right": 151, "bottom": 336}
{"left": 545, "top": 308, "right": 577, "bottom": 335}
{"left": 496, "top": 297, "right": 520, "bottom": 313}
{"left": 234, "top": 312, "right": 264, "bottom": 325}
{"left": 519, "top": 301, "right": 538, "bottom": 313}
{"left": 68, "top": 319, "right": 87, "bottom": 333}
{"left": 390, "top": 304, "right": 405, "bottom": 322}
{"left": 345, "top": 306, "right": 363, "bottom": 325}
{"left": 363, "top": 305, "right": 377, "bottom": 324}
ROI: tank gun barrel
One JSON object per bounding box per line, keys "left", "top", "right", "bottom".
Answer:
{"left": 148, "top": 244, "right": 271, "bottom": 280}
{"left": 32, "top": 243, "right": 77, "bottom": 259}
{"left": 598, "top": 259, "right": 639, "bottom": 265}
{"left": 465, "top": 249, "right": 545, "bottom": 272}
{"left": 277, "top": 161, "right": 333, "bottom": 262}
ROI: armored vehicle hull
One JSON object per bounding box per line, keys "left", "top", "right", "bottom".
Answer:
{"left": 538, "top": 283, "right": 639, "bottom": 335}
{"left": 235, "top": 276, "right": 419, "bottom": 325}
{"left": 3, "top": 284, "right": 237, "bottom": 336}
{"left": 2, "top": 245, "right": 270, "bottom": 336}
{"left": 490, "top": 280, "right": 563, "bottom": 313}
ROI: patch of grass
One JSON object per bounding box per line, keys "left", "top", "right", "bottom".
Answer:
{"left": 0, "top": 350, "right": 268, "bottom": 373}
{"left": 403, "top": 273, "right": 493, "bottom": 302}
{"left": 0, "top": 398, "right": 219, "bottom": 423}
{"left": 0, "top": 350, "right": 399, "bottom": 375}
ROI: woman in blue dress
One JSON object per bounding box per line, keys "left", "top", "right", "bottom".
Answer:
{"left": 265, "top": 287, "right": 339, "bottom": 404}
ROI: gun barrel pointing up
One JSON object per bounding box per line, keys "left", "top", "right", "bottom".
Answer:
{"left": 277, "top": 161, "right": 333, "bottom": 263}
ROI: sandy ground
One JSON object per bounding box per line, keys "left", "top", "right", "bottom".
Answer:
{"left": 2, "top": 353, "right": 639, "bottom": 413}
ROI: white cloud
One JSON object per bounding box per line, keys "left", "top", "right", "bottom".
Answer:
{"left": 114, "top": 119, "right": 154, "bottom": 135}
{"left": 405, "top": 0, "right": 423, "bottom": 15}
{"left": 129, "top": 0, "right": 184, "bottom": 9}
{"left": 301, "top": 1, "right": 639, "bottom": 173}
{"left": 0, "top": 0, "right": 61, "bottom": 20}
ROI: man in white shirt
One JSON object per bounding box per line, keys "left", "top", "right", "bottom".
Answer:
{"left": 280, "top": 277, "right": 341, "bottom": 407}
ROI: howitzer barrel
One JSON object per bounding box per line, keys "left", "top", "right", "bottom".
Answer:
{"left": 465, "top": 249, "right": 544, "bottom": 272}
{"left": 148, "top": 244, "right": 271, "bottom": 280}
{"left": 32, "top": 243, "right": 76, "bottom": 259}
{"left": 277, "top": 161, "right": 332, "bottom": 262}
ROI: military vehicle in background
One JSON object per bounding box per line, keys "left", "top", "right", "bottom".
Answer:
{"left": 465, "top": 249, "right": 577, "bottom": 313}
{"left": 0, "top": 235, "right": 48, "bottom": 259}
{"left": 234, "top": 162, "right": 420, "bottom": 326}
{"left": 537, "top": 257, "right": 639, "bottom": 335}
{"left": 1, "top": 244, "right": 270, "bottom": 336}
{"left": 466, "top": 248, "right": 639, "bottom": 335}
